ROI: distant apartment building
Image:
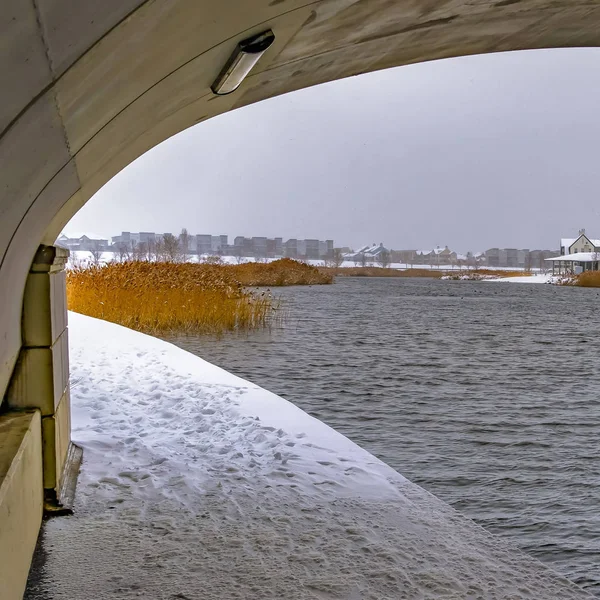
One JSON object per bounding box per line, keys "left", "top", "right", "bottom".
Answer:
{"left": 111, "top": 231, "right": 160, "bottom": 248}
{"left": 284, "top": 238, "right": 333, "bottom": 260}
{"left": 484, "top": 247, "right": 558, "bottom": 268}
{"left": 62, "top": 230, "right": 334, "bottom": 260}
{"left": 196, "top": 234, "right": 228, "bottom": 255}
{"left": 232, "top": 236, "right": 283, "bottom": 258}
{"left": 252, "top": 237, "right": 268, "bottom": 258}
{"left": 390, "top": 249, "right": 417, "bottom": 265}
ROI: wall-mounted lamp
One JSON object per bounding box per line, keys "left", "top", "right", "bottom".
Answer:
{"left": 211, "top": 30, "right": 275, "bottom": 95}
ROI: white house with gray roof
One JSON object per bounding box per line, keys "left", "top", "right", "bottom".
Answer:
{"left": 560, "top": 229, "right": 600, "bottom": 255}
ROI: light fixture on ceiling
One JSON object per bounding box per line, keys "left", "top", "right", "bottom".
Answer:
{"left": 211, "top": 30, "right": 275, "bottom": 95}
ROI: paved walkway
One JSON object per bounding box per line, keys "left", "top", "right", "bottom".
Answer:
{"left": 25, "top": 314, "right": 593, "bottom": 599}
{"left": 26, "top": 479, "right": 592, "bottom": 599}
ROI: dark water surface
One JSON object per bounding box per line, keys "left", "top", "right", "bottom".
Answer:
{"left": 164, "top": 278, "right": 600, "bottom": 594}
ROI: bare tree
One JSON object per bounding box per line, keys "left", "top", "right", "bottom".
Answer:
{"left": 466, "top": 252, "right": 476, "bottom": 271}
{"left": 377, "top": 249, "right": 391, "bottom": 268}
{"left": 89, "top": 241, "right": 103, "bottom": 265}
{"left": 179, "top": 228, "right": 191, "bottom": 263}
{"left": 146, "top": 239, "right": 156, "bottom": 262}
{"left": 132, "top": 241, "right": 147, "bottom": 261}
{"left": 154, "top": 238, "right": 166, "bottom": 261}
{"left": 359, "top": 252, "right": 368, "bottom": 268}
{"left": 162, "top": 233, "right": 181, "bottom": 262}
{"left": 232, "top": 245, "right": 245, "bottom": 264}
{"left": 115, "top": 242, "right": 130, "bottom": 263}
{"left": 326, "top": 248, "right": 345, "bottom": 270}
{"left": 593, "top": 249, "right": 600, "bottom": 272}
{"left": 203, "top": 255, "right": 223, "bottom": 265}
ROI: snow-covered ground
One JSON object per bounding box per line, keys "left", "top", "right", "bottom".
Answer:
{"left": 69, "top": 312, "right": 406, "bottom": 503}
{"left": 27, "top": 314, "right": 590, "bottom": 599}
{"left": 491, "top": 273, "right": 558, "bottom": 284}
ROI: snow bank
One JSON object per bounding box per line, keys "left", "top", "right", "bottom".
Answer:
{"left": 30, "top": 313, "right": 590, "bottom": 599}
{"left": 69, "top": 312, "right": 406, "bottom": 505}
{"left": 490, "top": 273, "right": 557, "bottom": 284}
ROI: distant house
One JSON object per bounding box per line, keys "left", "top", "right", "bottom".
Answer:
{"left": 547, "top": 252, "right": 600, "bottom": 275}
{"left": 56, "top": 233, "right": 109, "bottom": 252}
{"left": 416, "top": 246, "right": 457, "bottom": 266}
{"left": 344, "top": 243, "right": 390, "bottom": 264}
{"left": 390, "top": 249, "right": 417, "bottom": 265}
{"left": 560, "top": 229, "right": 600, "bottom": 255}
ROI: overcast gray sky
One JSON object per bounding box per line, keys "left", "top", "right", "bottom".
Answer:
{"left": 66, "top": 48, "right": 600, "bottom": 253}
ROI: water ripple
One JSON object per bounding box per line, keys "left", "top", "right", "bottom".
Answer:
{"left": 164, "top": 277, "right": 600, "bottom": 594}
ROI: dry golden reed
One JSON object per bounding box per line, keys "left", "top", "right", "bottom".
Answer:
{"left": 230, "top": 258, "right": 332, "bottom": 286}
{"left": 573, "top": 271, "right": 600, "bottom": 287}
{"left": 67, "top": 262, "right": 284, "bottom": 335}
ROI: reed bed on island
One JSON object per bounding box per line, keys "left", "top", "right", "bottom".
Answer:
{"left": 231, "top": 258, "right": 333, "bottom": 286}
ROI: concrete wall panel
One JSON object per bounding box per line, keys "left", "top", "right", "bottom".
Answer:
{"left": 36, "top": 0, "right": 148, "bottom": 77}
{"left": 0, "top": 92, "right": 71, "bottom": 265}
{"left": 41, "top": 388, "right": 70, "bottom": 491}
{"left": 0, "top": 411, "right": 44, "bottom": 600}
{"left": 7, "top": 328, "right": 68, "bottom": 416}
{"left": 0, "top": 161, "right": 78, "bottom": 404}
{"left": 56, "top": 0, "right": 313, "bottom": 154}
{"left": 0, "top": 0, "right": 52, "bottom": 133}
{"left": 72, "top": 7, "right": 311, "bottom": 202}
{"left": 23, "top": 271, "right": 67, "bottom": 348}
{"left": 7, "top": 348, "right": 54, "bottom": 415}
{"left": 52, "top": 329, "right": 69, "bottom": 410}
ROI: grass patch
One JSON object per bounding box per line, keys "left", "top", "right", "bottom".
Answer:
{"left": 470, "top": 269, "right": 530, "bottom": 278}
{"left": 231, "top": 258, "right": 332, "bottom": 286}
{"left": 571, "top": 271, "right": 600, "bottom": 287}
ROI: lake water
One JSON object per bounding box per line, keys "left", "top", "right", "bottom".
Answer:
{"left": 163, "top": 277, "right": 600, "bottom": 595}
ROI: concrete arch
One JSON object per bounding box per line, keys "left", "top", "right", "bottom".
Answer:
{"left": 2, "top": 1, "right": 600, "bottom": 596}
{"left": 3, "top": 0, "right": 600, "bottom": 396}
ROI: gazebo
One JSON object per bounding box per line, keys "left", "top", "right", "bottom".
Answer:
{"left": 545, "top": 252, "right": 600, "bottom": 275}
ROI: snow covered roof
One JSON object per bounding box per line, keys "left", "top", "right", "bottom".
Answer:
{"left": 560, "top": 236, "right": 600, "bottom": 249}
{"left": 346, "top": 244, "right": 388, "bottom": 256}
{"left": 546, "top": 252, "right": 599, "bottom": 262}
{"left": 417, "top": 247, "right": 452, "bottom": 256}
{"left": 59, "top": 231, "right": 108, "bottom": 241}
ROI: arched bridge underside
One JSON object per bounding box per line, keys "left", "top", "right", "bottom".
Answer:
{"left": 2, "top": 1, "right": 600, "bottom": 597}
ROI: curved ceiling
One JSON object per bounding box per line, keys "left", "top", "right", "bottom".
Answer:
{"left": 1, "top": 0, "right": 600, "bottom": 392}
